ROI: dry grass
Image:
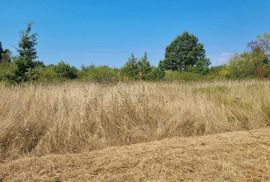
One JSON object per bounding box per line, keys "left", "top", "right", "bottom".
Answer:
{"left": 0, "top": 80, "right": 270, "bottom": 161}
{"left": 1, "top": 128, "right": 270, "bottom": 181}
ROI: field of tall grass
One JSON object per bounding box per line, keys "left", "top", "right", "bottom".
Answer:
{"left": 0, "top": 80, "right": 270, "bottom": 161}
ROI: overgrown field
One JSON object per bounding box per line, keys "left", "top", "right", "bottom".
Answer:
{"left": 0, "top": 80, "right": 270, "bottom": 161}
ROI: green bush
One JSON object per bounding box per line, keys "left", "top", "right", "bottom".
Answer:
{"left": 227, "top": 50, "right": 269, "bottom": 79}
{"left": 79, "top": 65, "right": 119, "bottom": 82}
{"left": 0, "top": 62, "right": 17, "bottom": 82}
{"left": 205, "top": 66, "right": 228, "bottom": 80}
{"left": 121, "top": 54, "right": 165, "bottom": 81}
{"left": 121, "top": 54, "right": 140, "bottom": 80}
{"left": 4, "top": 58, "right": 41, "bottom": 84}
{"left": 53, "top": 61, "right": 78, "bottom": 80}
{"left": 146, "top": 67, "right": 165, "bottom": 81}
{"left": 32, "top": 65, "right": 58, "bottom": 82}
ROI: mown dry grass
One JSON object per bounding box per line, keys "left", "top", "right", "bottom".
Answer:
{"left": 1, "top": 128, "right": 270, "bottom": 181}
{"left": 0, "top": 80, "right": 270, "bottom": 161}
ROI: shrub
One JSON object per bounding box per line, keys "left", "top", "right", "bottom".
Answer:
{"left": 227, "top": 50, "right": 269, "bottom": 79}
{"left": 206, "top": 66, "right": 228, "bottom": 80}
{"left": 5, "top": 58, "right": 40, "bottom": 84}
{"left": 33, "top": 65, "right": 58, "bottom": 82}
{"left": 0, "top": 62, "right": 17, "bottom": 82}
{"left": 121, "top": 54, "right": 165, "bottom": 81}
{"left": 256, "top": 64, "right": 270, "bottom": 79}
{"left": 121, "top": 54, "right": 140, "bottom": 80}
{"left": 79, "top": 65, "right": 119, "bottom": 82}
{"left": 147, "top": 67, "right": 165, "bottom": 81}
{"left": 53, "top": 61, "right": 78, "bottom": 80}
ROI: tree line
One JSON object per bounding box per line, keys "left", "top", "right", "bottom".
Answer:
{"left": 0, "top": 24, "right": 270, "bottom": 84}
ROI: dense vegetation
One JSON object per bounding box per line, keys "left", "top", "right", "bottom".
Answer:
{"left": 0, "top": 24, "right": 270, "bottom": 84}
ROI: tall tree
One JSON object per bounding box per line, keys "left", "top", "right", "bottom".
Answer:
{"left": 138, "top": 52, "right": 151, "bottom": 80}
{"left": 161, "top": 32, "right": 210, "bottom": 71}
{"left": 17, "top": 23, "right": 38, "bottom": 61}
{"left": 121, "top": 54, "right": 140, "bottom": 80}
{"left": 7, "top": 23, "right": 39, "bottom": 83}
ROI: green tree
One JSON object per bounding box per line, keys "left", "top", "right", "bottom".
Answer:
{"left": 17, "top": 23, "right": 37, "bottom": 61}
{"left": 138, "top": 52, "right": 152, "bottom": 80}
{"left": 121, "top": 53, "right": 165, "bottom": 81}
{"left": 0, "top": 42, "right": 3, "bottom": 62}
{"left": 7, "top": 23, "right": 40, "bottom": 83}
{"left": 121, "top": 54, "right": 140, "bottom": 80}
{"left": 0, "top": 42, "right": 12, "bottom": 63}
{"left": 161, "top": 32, "right": 210, "bottom": 71}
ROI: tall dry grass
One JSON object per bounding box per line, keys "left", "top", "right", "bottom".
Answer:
{"left": 0, "top": 80, "right": 270, "bottom": 161}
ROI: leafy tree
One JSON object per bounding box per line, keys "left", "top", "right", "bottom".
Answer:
{"left": 161, "top": 32, "right": 210, "bottom": 71}
{"left": 54, "top": 61, "right": 78, "bottom": 79}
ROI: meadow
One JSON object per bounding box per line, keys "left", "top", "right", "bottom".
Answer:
{"left": 1, "top": 80, "right": 270, "bottom": 162}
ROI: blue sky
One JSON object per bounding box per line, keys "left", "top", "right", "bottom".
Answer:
{"left": 0, "top": 0, "right": 269, "bottom": 67}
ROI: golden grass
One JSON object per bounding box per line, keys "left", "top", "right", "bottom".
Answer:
{"left": 0, "top": 80, "right": 270, "bottom": 161}
{"left": 1, "top": 128, "right": 270, "bottom": 181}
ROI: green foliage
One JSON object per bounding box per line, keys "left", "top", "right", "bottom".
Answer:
{"left": 162, "top": 32, "right": 210, "bottom": 71}
{"left": 53, "top": 61, "right": 78, "bottom": 80}
{"left": 121, "top": 54, "right": 140, "bottom": 80}
{"left": 1, "top": 49, "right": 12, "bottom": 63}
{"left": 4, "top": 23, "right": 41, "bottom": 84}
{"left": 138, "top": 53, "right": 152, "bottom": 80}
{"left": 33, "top": 65, "right": 58, "bottom": 82}
{"left": 0, "top": 62, "right": 16, "bottom": 82}
{"left": 0, "top": 42, "right": 3, "bottom": 62}
{"left": 17, "top": 23, "right": 38, "bottom": 61}
{"left": 121, "top": 53, "right": 165, "bottom": 81}
{"left": 5, "top": 58, "right": 39, "bottom": 84}
{"left": 227, "top": 50, "right": 269, "bottom": 79}
{"left": 79, "top": 65, "right": 119, "bottom": 82}
{"left": 256, "top": 64, "right": 270, "bottom": 79}
{"left": 1, "top": 25, "right": 269, "bottom": 83}
{"left": 0, "top": 42, "right": 12, "bottom": 63}
{"left": 147, "top": 67, "right": 165, "bottom": 81}
{"left": 206, "top": 66, "right": 228, "bottom": 80}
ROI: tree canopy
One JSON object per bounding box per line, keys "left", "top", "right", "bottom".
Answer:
{"left": 161, "top": 32, "right": 210, "bottom": 71}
